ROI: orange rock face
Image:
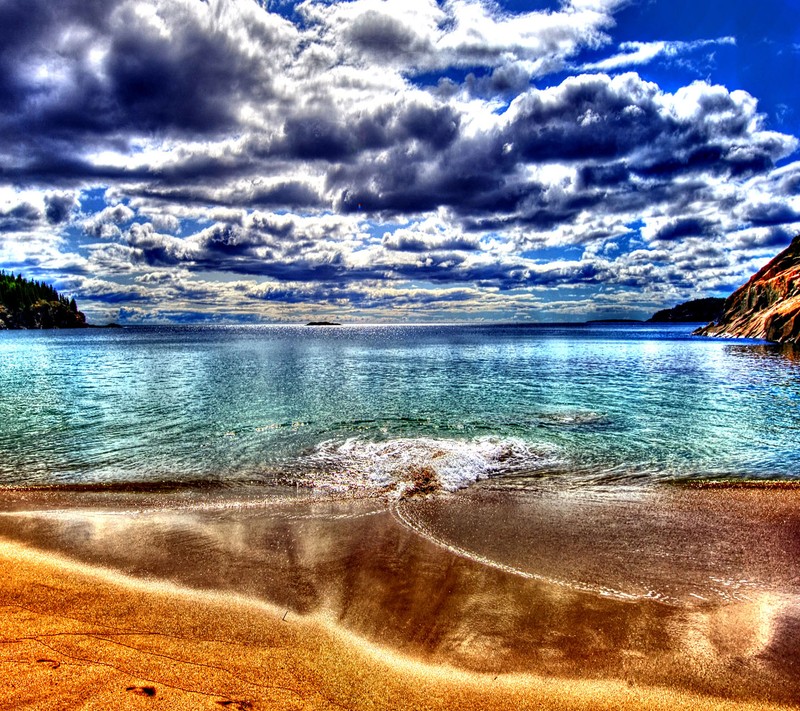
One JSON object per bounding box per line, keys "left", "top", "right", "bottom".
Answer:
{"left": 696, "top": 235, "right": 800, "bottom": 343}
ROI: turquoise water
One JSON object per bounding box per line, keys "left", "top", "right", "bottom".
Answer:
{"left": 1, "top": 324, "right": 799, "bottom": 492}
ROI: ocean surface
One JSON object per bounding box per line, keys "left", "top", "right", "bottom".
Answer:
{"left": 4, "top": 321, "right": 800, "bottom": 695}
{"left": 1, "top": 323, "right": 799, "bottom": 493}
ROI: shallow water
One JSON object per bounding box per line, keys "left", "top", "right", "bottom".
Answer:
{"left": 1, "top": 323, "right": 799, "bottom": 492}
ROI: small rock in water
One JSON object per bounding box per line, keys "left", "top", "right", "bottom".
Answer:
{"left": 404, "top": 465, "right": 441, "bottom": 497}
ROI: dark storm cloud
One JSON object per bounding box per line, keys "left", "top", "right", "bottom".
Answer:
{"left": 280, "top": 101, "right": 460, "bottom": 162}
{"left": 0, "top": 0, "right": 108, "bottom": 105}
{"left": 773, "top": 166, "right": 800, "bottom": 197}
{"left": 1, "top": 0, "right": 794, "bottom": 241}
{"left": 501, "top": 75, "right": 762, "bottom": 173}
{"left": 577, "top": 163, "right": 630, "bottom": 188}
{"left": 330, "top": 74, "right": 795, "bottom": 228}
{"left": 742, "top": 202, "right": 800, "bottom": 226}
{"left": 650, "top": 217, "right": 717, "bottom": 241}
{"left": 160, "top": 182, "right": 324, "bottom": 210}
{"left": 44, "top": 193, "right": 76, "bottom": 224}
{"left": 100, "top": 22, "right": 271, "bottom": 134}
{"left": 0, "top": 0, "right": 287, "bottom": 182}
{"left": 461, "top": 64, "right": 537, "bottom": 100}
{"left": 397, "top": 104, "right": 460, "bottom": 148}
{"left": 503, "top": 77, "right": 670, "bottom": 163}
{"left": 382, "top": 232, "right": 479, "bottom": 252}
{"left": 344, "top": 9, "right": 427, "bottom": 58}
{"left": 0, "top": 202, "right": 42, "bottom": 233}
{"left": 283, "top": 115, "right": 357, "bottom": 161}
{"left": 728, "top": 225, "right": 795, "bottom": 250}
{"left": 33, "top": 28, "right": 255, "bottom": 138}
{"left": 247, "top": 182, "right": 323, "bottom": 208}
{"left": 332, "top": 137, "right": 513, "bottom": 215}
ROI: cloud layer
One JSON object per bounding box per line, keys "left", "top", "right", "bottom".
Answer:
{"left": 1, "top": 0, "right": 798, "bottom": 323}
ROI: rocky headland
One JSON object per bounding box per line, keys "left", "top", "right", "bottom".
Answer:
{"left": 0, "top": 272, "right": 87, "bottom": 329}
{"left": 648, "top": 297, "right": 725, "bottom": 323}
{"left": 695, "top": 235, "right": 800, "bottom": 343}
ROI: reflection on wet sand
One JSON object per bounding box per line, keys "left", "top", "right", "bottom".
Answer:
{"left": 0, "top": 485, "right": 798, "bottom": 706}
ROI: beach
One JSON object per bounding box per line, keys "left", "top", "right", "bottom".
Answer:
{"left": 2, "top": 324, "right": 799, "bottom": 708}
{"left": 2, "top": 0, "right": 800, "bottom": 702}
{"left": 1, "top": 483, "right": 799, "bottom": 709}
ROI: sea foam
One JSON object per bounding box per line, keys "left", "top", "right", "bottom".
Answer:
{"left": 297, "top": 436, "right": 557, "bottom": 497}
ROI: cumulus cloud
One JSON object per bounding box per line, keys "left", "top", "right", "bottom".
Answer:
{"left": 333, "top": 73, "right": 796, "bottom": 232}
{"left": 298, "top": 0, "right": 622, "bottom": 74}
{"left": 0, "top": 188, "right": 78, "bottom": 237}
{"left": 44, "top": 192, "right": 77, "bottom": 224}
{"left": 82, "top": 203, "right": 135, "bottom": 238}
{"left": 0, "top": 0, "right": 798, "bottom": 321}
{"left": 382, "top": 218, "right": 481, "bottom": 252}
{"left": 0, "top": 201, "right": 41, "bottom": 233}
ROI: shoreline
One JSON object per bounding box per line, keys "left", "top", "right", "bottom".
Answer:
{"left": 1, "top": 536, "right": 796, "bottom": 711}
{"left": 1, "top": 485, "right": 799, "bottom": 708}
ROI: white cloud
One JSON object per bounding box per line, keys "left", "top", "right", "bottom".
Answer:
{"left": 298, "top": 0, "right": 620, "bottom": 74}
{"left": 583, "top": 37, "right": 736, "bottom": 72}
{"left": 82, "top": 204, "right": 135, "bottom": 238}
{"left": 0, "top": 0, "right": 798, "bottom": 322}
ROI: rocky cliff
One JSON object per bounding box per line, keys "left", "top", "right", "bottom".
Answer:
{"left": 648, "top": 297, "right": 725, "bottom": 323}
{"left": 695, "top": 235, "right": 800, "bottom": 343}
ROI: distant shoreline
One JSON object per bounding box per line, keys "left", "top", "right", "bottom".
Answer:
{"left": 584, "top": 318, "right": 644, "bottom": 324}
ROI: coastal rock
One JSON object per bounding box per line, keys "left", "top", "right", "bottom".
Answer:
{"left": 648, "top": 297, "right": 724, "bottom": 323}
{"left": 0, "top": 300, "right": 87, "bottom": 330}
{"left": 695, "top": 235, "right": 800, "bottom": 343}
{"left": 0, "top": 273, "right": 88, "bottom": 329}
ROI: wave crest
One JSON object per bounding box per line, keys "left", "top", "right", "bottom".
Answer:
{"left": 295, "top": 436, "right": 557, "bottom": 497}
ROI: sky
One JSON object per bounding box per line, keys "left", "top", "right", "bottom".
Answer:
{"left": 1, "top": 0, "right": 799, "bottom": 324}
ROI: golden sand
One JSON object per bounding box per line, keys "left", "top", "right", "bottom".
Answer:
{"left": 0, "top": 538, "right": 795, "bottom": 711}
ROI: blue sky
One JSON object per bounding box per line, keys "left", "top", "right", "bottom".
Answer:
{"left": 0, "top": 0, "right": 798, "bottom": 323}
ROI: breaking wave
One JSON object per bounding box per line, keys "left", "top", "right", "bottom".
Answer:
{"left": 292, "top": 436, "right": 559, "bottom": 498}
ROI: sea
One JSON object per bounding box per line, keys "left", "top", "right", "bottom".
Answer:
{"left": 1, "top": 322, "right": 798, "bottom": 493}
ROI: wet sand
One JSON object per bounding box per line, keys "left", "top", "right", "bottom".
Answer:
{"left": 1, "top": 483, "right": 799, "bottom": 709}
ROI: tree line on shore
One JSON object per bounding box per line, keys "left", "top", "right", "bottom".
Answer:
{"left": 0, "top": 271, "right": 86, "bottom": 329}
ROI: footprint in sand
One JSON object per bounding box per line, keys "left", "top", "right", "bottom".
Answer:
{"left": 126, "top": 686, "right": 156, "bottom": 697}
{"left": 36, "top": 658, "right": 60, "bottom": 669}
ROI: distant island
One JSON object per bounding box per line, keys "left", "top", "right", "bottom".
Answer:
{"left": 696, "top": 234, "right": 800, "bottom": 344}
{"left": 586, "top": 319, "right": 643, "bottom": 324}
{"left": 306, "top": 321, "right": 341, "bottom": 326}
{"left": 648, "top": 297, "right": 725, "bottom": 324}
{"left": 0, "top": 272, "right": 87, "bottom": 329}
